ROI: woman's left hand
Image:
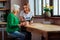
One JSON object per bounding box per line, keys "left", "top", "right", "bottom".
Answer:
{"left": 30, "top": 20, "right": 33, "bottom": 24}
{"left": 20, "top": 22, "right": 26, "bottom": 26}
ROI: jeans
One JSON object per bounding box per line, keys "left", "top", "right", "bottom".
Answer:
{"left": 7, "top": 31, "right": 25, "bottom": 40}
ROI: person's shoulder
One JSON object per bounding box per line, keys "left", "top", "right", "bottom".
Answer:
{"left": 29, "top": 11, "right": 33, "bottom": 14}
{"left": 29, "top": 11, "right": 34, "bottom": 16}
{"left": 8, "top": 12, "right": 14, "bottom": 17}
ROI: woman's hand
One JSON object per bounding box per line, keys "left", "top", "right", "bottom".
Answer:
{"left": 30, "top": 20, "right": 33, "bottom": 24}
{"left": 18, "top": 24, "right": 22, "bottom": 27}
{"left": 22, "top": 22, "right": 26, "bottom": 26}
{"left": 26, "top": 21, "right": 30, "bottom": 25}
{"left": 18, "top": 23, "right": 25, "bottom": 28}
{"left": 20, "top": 16, "right": 25, "bottom": 22}
{"left": 20, "top": 22, "right": 26, "bottom": 26}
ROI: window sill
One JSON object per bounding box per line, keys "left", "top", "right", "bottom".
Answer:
{"left": 33, "top": 16, "right": 60, "bottom": 19}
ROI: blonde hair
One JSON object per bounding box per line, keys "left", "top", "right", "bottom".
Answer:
{"left": 23, "top": 3, "right": 30, "bottom": 12}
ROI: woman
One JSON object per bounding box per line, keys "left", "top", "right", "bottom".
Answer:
{"left": 20, "top": 3, "right": 33, "bottom": 24}
{"left": 20, "top": 3, "right": 33, "bottom": 40}
{"left": 6, "top": 4, "right": 25, "bottom": 40}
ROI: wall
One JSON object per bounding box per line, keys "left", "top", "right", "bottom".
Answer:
{"left": 11, "top": 0, "right": 28, "bottom": 17}
{"left": 33, "top": 18, "right": 60, "bottom": 25}
{"left": 50, "top": 19, "right": 60, "bottom": 25}
{"left": 11, "top": 0, "right": 28, "bottom": 10}
{"left": 11, "top": 0, "right": 21, "bottom": 9}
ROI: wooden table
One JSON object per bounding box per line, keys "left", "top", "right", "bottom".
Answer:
{"left": 25, "top": 23, "right": 60, "bottom": 40}
{"left": 0, "top": 22, "right": 60, "bottom": 40}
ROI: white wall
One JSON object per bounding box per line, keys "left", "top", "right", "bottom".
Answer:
{"left": 11, "top": 0, "right": 21, "bottom": 9}
{"left": 11, "top": 0, "right": 21, "bottom": 17}
{"left": 11, "top": 0, "right": 28, "bottom": 17}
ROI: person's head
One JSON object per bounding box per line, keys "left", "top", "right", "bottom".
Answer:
{"left": 23, "top": 3, "right": 30, "bottom": 14}
{"left": 12, "top": 4, "right": 20, "bottom": 14}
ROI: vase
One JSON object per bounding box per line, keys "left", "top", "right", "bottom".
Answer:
{"left": 44, "top": 12, "right": 51, "bottom": 18}
{"left": 43, "top": 12, "right": 51, "bottom": 21}
{"left": 47, "top": 12, "right": 51, "bottom": 17}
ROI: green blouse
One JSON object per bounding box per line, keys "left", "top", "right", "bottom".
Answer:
{"left": 6, "top": 12, "right": 20, "bottom": 33}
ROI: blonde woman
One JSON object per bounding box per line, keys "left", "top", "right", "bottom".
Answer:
{"left": 20, "top": 3, "right": 33, "bottom": 40}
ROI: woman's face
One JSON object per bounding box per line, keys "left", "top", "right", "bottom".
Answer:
{"left": 23, "top": 5, "right": 30, "bottom": 13}
{"left": 13, "top": 9, "right": 19, "bottom": 14}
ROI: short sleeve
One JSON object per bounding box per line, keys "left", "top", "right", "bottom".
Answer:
{"left": 30, "top": 12, "right": 34, "bottom": 20}
{"left": 31, "top": 12, "right": 34, "bottom": 17}
{"left": 31, "top": 11, "right": 34, "bottom": 17}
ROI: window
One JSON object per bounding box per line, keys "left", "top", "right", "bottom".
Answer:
{"left": 35, "top": 0, "right": 42, "bottom": 15}
{"left": 53, "top": 0, "right": 58, "bottom": 16}
{"left": 52, "top": 0, "right": 60, "bottom": 17}
{"left": 43, "top": 0, "right": 50, "bottom": 13}
{"left": 29, "top": 0, "right": 34, "bottom": 16}
{"left": 29, "top": 0, "right": 50, "bottom": 16}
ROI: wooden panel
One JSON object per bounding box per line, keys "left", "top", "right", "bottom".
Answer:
{"left": 0, "top": 0, "right": 7, "bottom": 2}
{"left": 0, "top": 8, "right": 9, "bottom": 11}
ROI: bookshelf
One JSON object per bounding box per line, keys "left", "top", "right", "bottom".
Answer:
{"left": 0, "top": 0, "right": 10, "bottom": 40}
{"left": 0, "top": 8, "right": 9, "bottom": 10}
{"left": 0, "top": 0, "right": 10, "bottom": 22}
{"left": 0, "top": 0, "right": 7, "bottom": 2}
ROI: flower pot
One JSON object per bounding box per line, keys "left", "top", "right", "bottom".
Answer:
{"left": 43, "top": 12, "right": 51, "bottom": 18}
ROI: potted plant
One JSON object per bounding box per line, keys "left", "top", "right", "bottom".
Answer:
{"left": 43, "top": 5, "right": 53, "bottom": 18}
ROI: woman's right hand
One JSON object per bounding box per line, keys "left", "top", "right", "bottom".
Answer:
{"left": 19, "top": 22, "right": 26, "bottom": 26}
{"left": 22, "top": 22, "right": 26, "bottom": 26}
{"left": 26, "top": 21, "right": 30, "bottom": 25}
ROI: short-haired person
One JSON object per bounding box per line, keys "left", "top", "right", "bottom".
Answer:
{"left": 20, "top": 3, "right": 33, "bottom": 40}
{"left": 6, "top": 4, "right": 25, "bottom": 40}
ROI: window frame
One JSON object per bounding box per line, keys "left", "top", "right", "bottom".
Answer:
{"left": 51, "top": 0, "right": 60, "bottom": 17}
{"left": 34, "top": 0, "right": 43, "bottom": 16}
{"left": 30, "top": 0, "right": 60, "bottom": 17}
{"left": 34, "top": 0, "right": 50, "bottom": 17}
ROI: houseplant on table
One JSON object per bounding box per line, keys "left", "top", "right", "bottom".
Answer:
{"left": 43, "top": 5, "right": 53, "bottom": 18}
{"left": 42, "top": 5, "right": 53, "bottom": 23}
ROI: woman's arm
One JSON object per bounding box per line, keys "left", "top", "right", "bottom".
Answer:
{"left": 7, "top": 14, "right": 19, "bottom": 28}
{"left": 20, "top": 16, "right": 25, "bottom": 22}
